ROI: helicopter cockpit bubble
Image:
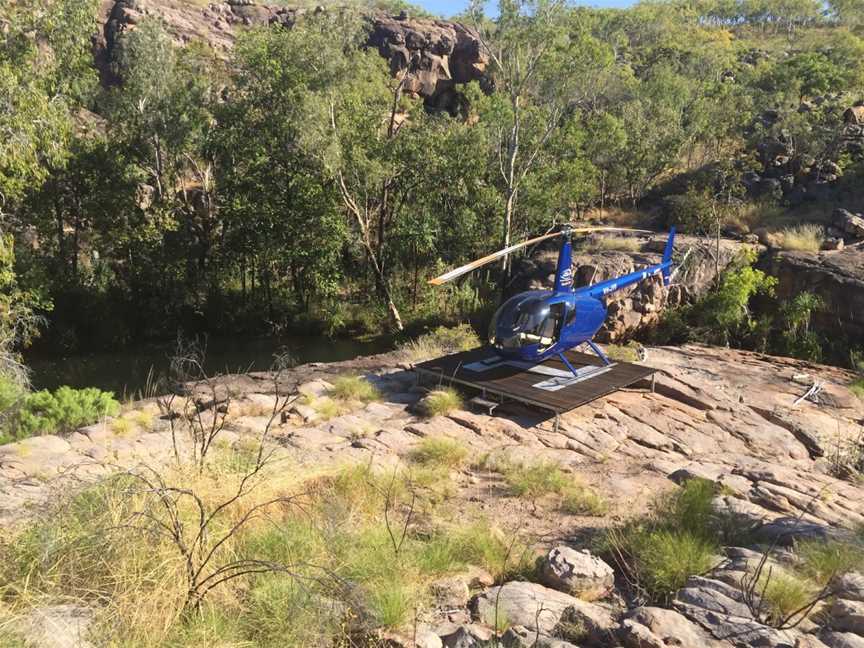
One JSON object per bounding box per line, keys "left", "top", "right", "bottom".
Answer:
{"left": 489, "top": 291, "right": 562, "bottom": 351}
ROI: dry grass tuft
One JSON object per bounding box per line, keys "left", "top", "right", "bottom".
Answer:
{"left": 776, "top": 224, "right": 825, "bottom": 252}
{"left": 587, "top": 235, "right": 642, "bottom": 253}
{"left": 398, "top": 324, "right": 480, "bottom": 363}
{"left": 419, "top": 388, "right": 463, "bottom": 417}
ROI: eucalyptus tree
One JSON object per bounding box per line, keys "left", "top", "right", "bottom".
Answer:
{"left": 468, "top": 0, "right": 614, "bottom": 274}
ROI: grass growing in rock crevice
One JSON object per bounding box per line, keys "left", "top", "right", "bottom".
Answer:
{"left": 408, "top": 436, "right": 469, "bottom": 469}
{"left": 484, "top": 456, "right": 608, "bottom": 517}
{"left": 327, "top": 375, "right": 381, "bottom": 403}
{"left": 603, "top": 478, "right": 736, "bottom": 604}
{"left": 419, "top": 387, "right": 463, "bottom": 417}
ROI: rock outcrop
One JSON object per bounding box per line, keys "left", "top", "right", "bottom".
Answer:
{"left": 763, "top": 247, "right": 864, "bottom": 344}
{"left": 3, "top": 344, "right": 864, "bottom": 647}
{"left": 511, "top": 234, "right": 754, "bottom": 342}
{"left": 95, "top": 0, "right": 487, "bottom": 111}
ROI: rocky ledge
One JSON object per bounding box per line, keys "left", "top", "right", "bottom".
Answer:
{"left": 95, "top": 0, "right": 487, "bottom": 111}
{"left": 2, "top": 343, "right": 864, "bottom": 647}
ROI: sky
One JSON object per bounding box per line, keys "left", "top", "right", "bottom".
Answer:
{"left": 415, "top": 0, "right": 635, "bottom": 18}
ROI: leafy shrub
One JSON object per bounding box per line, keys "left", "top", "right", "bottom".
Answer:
{"left": 328, "top": 375, "right": 381, "bottom": 403}
{"left": 13, "top": 386, "right": 120, "bottom": 439}
{"left": 852, "top": 378, "right": 864, "bottom": 399}
{"left": 408, "top": 437, "right": 469, "bottom": 468}
{"left": 420, "top": 388, "right": 463, "bottom": 417}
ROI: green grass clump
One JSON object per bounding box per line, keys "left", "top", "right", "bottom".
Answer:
{"left": 796, "top": 539, "right": 864, "bottom": 585}
{"left": 634, "top": 529, "right": 717, "bottom": 597}
{"left": 603, "top": 478, "right": 731, "bottom": 603}
{"left": 560, "top": 485, "right": 609, "bottom": 517}
{"left": 777, "top": 224, "right": 824, "bottom": 252}
{"left": 758, "top": 569, "right": 817, "bottom": 626}
{"left": 0, "top": 373, "right": 24, "bottom": 415}
{"left": 605, "top": 341, "right": 643, "bottom": 363}
{"left": 501, "top": 459, "right": 569, "bottom": 499}
{"left": 398, "top": 324, "right": 480, "bottom": 363}
{"left": 408, "top": 436, "right": 468, "bottom": 468}
{"left": 328, "top": 375, "right": 381, "bottom": 403}
{"left": 850, "top": 377, "right": 864, "bottom": 399}
{"left": 420, "top": 388, "right": 463, "bottom": 417}
{"left": 110, "top": 417, "right": 136, "bottom": 437}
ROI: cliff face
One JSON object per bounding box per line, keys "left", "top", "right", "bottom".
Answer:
{"left": 764, "top": 247, "right": 864, "bottom": 344}
{"left": 93, "top": 0, "right": 488, "bottom": 111}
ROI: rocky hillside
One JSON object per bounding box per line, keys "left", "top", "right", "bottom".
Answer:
{"left": 2, "top": 344, "right": 864, "bottom": 646}
{"left": 95, "top": 0, "right": 487, "bottom": 110}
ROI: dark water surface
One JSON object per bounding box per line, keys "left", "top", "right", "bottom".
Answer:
{"left": 26, "top": 336, "right": 393, "bottom": 398}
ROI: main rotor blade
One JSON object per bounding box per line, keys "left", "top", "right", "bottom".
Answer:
{"left": 428, "top": 231, "right": 561, "bottom": 285}
{"left": 428, "top": 227, "right": 657, "bottom": 286}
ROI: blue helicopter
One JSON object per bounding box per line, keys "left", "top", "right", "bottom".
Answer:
{"left": 429, "top": 225, "right": 676, "bottom": 376}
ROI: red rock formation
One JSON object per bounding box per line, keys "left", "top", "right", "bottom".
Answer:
{"left": 93, "top": 0, "right": 488, "bottom": 111}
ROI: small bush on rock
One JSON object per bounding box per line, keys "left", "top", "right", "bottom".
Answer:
{"left": 420, "top": 388, "right": 463, "bottom": 417}
{"left": 560, "top": 485, "right": 609, "bottom": 517}
{"left": 796, "top": 539, "right": 864, "bottom": 585}
{"left": 328, "top": 375, "right": 381, "bottom": 403}
{"left": 777, "top": 224, "right": 825, "bottom": 252}
{"left": 758, "top": 569, "right": 817, "bottom": 626}
{"left": 12, "top": 386, "right": 120, "bottom": 440}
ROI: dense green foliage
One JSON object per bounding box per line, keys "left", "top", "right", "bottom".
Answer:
{"left": 1, "top": 0, "right": 863, "bottom": 355}
{"left": 0, "top": 386, "right": 120, "bottom": 444}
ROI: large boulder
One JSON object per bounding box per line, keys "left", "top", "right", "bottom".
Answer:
{"left": 539, "top": 546, "right": 615, "bottom": 601}
{"left": 620, "top": 606, "right": 733, "bottom": 648}
{"left": 834, "top": 209, "right": 864, "bottom": 239}
{"left": 96, "top": 1, "right": 487, "bottom": 112}
{"left": 837, "top": 573, "right": 864, "bottom": 602}
{"left": 763, "top": 248, "right": 864, "bottom": 345}
{"left": 830, "top": 599, "right": 864, "bottom": 635}
{"left": 471, "top": 581, "right": 614, "bottom": 640}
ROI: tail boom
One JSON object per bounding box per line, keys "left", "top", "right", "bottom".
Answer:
{"left": 581, "top": 228, "right": 676, "bottom": 299}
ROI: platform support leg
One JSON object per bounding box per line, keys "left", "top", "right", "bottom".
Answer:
{"left": 553, "top": 414, "right": 560, "bottom": 434}
{"left": 651, "top": 373, "right": 656, "bottom": 392}
{"left": 558, "top": 352, "right": 581, "bottom": 377}
{"left": 586, "top": 340, "right": 612, "bottom": 366}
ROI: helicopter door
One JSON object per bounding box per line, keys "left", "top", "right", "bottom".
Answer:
{"left": 537, "top": 303, "right": 565, "bottom": 352}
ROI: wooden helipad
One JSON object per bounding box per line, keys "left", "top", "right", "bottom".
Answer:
{"left": 413, "top": 347, "right": 656, "bottom": 416}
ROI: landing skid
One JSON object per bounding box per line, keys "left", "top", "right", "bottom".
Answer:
{"left": 464, "top": 353, "right": 615, "bottom": 392}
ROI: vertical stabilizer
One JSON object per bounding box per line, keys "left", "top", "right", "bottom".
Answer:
{"left": 553, "top": 228, "right": 574, "bottom": 293}
{"left": 661, "top": 226, "right": 676, "bottom": 286}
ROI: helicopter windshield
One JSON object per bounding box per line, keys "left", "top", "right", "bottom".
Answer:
{"left": 490, "top": 294, "right": 564, "bottom": 351}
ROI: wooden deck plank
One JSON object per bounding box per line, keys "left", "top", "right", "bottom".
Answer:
{"left": 413, "top": 347, "right": 656, "bottom": 414}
